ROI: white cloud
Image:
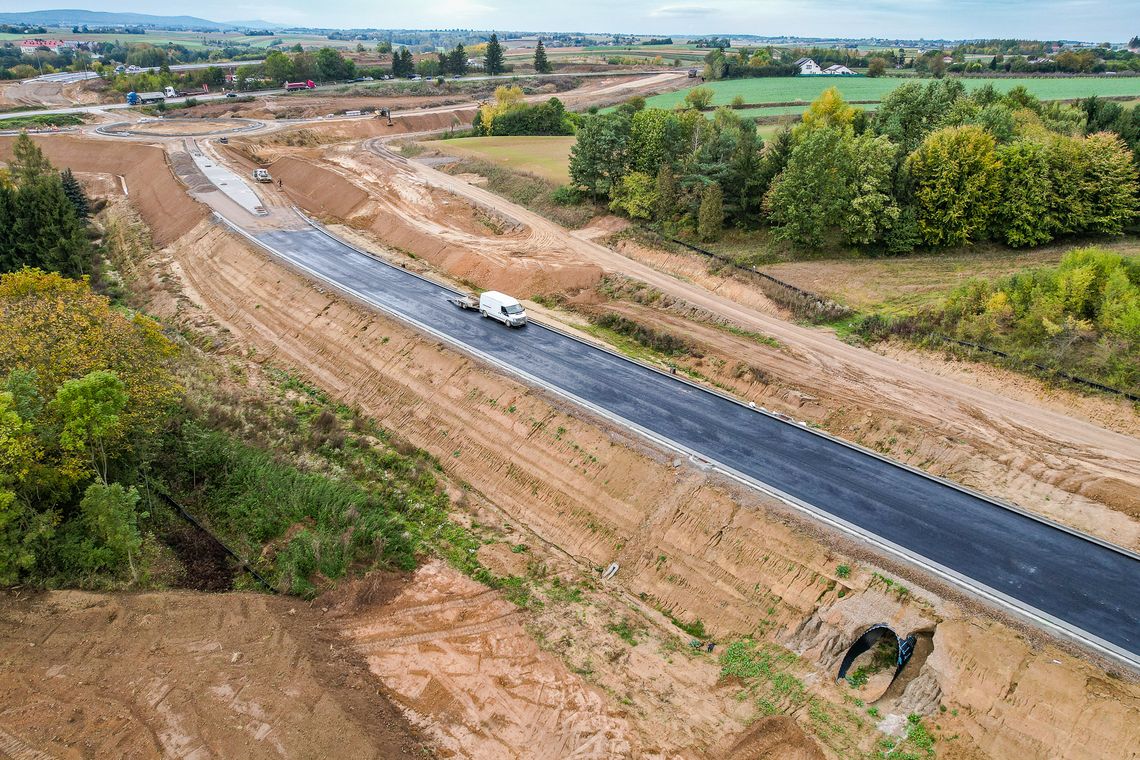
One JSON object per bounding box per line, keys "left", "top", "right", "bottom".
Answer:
{"left": 650, "top": 5, "right": 721, "bottom": 17}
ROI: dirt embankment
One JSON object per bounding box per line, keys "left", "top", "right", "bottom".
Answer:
{"left": 260, "top": 148, "right": 602, "bottom": 295}
{"left": 0, "top": 136, "right": 207, "bottom": 246}
{"left": 152, "top": 219, "right": 1140, "bottom": 760}
{"left": 0, "top": 589, "right": 431, "bottom": 759}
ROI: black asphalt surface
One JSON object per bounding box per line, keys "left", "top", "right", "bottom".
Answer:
{"left": 259, "top": 227, "right": 1140, "bottom": 661}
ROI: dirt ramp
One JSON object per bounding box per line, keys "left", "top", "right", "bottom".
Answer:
{"left": 282, "top": 108, "right": 477, "bottom": 143}
{"left": 0, "top": 136, "right": 207, "bottom": 246}
{"left": 270, "top": 155, "right": 369, "bottom": 218}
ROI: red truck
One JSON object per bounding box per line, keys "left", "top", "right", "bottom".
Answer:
{"left": 284, "top": 80, "right": 316, "bottom": 91}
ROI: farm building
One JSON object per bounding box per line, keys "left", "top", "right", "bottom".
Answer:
{"left": 794, "top": 57, "right": 822, "bottom": 74}
{"left": 823, "top": 64, "right": 856, "bottom": 75}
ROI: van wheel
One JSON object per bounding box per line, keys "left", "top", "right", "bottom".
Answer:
{"left": 480, "top": 309, "right": 487, "bottom": 318}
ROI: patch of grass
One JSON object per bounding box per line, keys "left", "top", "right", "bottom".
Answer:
{"left": 443, "top": 156, "right": 599, "bottom": 229}
{"left": 643, "top": 76, "right": 1140, "bottom": 111}
{"left": 665, "top": 613, "right": 708, "bottom": 639}
{"left": 0, "top": 112, "right": 86, "bottom": 129}
{"left": 591, "top": 311, "right": 698, "bottom": 357}
{"left": 836, "top": 563, "right": 851, "bottom": 579}
{"left": 607, "top": 618, "right": 641, "bottom": 645}
{"left": 430, "top": 135, "right": 575, "bottom": 184}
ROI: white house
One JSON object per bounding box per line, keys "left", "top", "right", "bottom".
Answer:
{"left": 823, "top": 64, "right": 855, "bottom": 75}
{"left": 794, "top": 57, "right": 822, "bottom": 75}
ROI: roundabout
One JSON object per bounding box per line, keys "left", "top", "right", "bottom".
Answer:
{"left": 95, "top": 117, "right": 265, "bottom": 138}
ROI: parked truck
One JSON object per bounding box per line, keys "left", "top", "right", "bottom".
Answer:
{"left": 162, "top": 84, "right": 210, "bottom": 98}
{"left": 126, "top": 91, "right": 166, "bottom": 105}
{"left": 284, "top": 80, "right": 316, "bottom": 91}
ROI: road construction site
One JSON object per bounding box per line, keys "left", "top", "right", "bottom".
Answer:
{"left": 1, "top": 71, "right": 1138, "bottom": 759}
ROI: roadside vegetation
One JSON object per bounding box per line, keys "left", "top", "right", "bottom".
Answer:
{"left": 0, "top": 113, "right": 86, "bottom": 130}
{"left": 856, "top": 247, "right": 1140, "bottom": 395}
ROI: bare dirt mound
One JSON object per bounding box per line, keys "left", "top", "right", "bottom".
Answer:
{"left": 289, "top": 108, "right": 478, "bottom": 142}
{"left": 329, "top": 560, "right": 634, "bottom": 759}
{"left": 0, "top": 136, "right": 207, "bottom": 246}
{"left": 0, "top": 589, "right": 432, "bottom": 759}
{"left": 268, "top": 154, "right": 370, "bottom": 218}
{"left": 719, "top": 716, "right": 826, "bottom": 760}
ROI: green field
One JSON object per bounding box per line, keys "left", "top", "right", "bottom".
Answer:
{"left": 644, "top": 76, "right": 1140, "bottom": 110}
{"left": 428, "top": 135, "right": 575, "bottom": 184}
{"left": 0, "top": 28, "right": 362, "bottom": 51}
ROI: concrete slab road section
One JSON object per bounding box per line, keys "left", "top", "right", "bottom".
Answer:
{"left": 246, "top": 224, "right": 1140, "bottom": 669}
{"left": 187, "top": 140, "right": 267, "bottom": 216}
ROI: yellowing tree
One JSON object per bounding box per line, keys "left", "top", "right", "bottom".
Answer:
{"left": 0, "top": 269, "right": 180, "bottom": 444}
{"left": 796, "top": 87, "right": 858, "bottom": 138}
{"left": 905, "top": 126, "right": 1000, "bottom": 248}
{"left": 476, "top": 85, "right": 526, "bottom": 135}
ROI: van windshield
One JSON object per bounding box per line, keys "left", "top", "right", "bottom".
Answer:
{"left": 504, "top": 304, "right": 525, "bottom": 315}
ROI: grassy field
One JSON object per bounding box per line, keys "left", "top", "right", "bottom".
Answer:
{"left": 429, "top": 135, "right": 575, "bottom": 184}
{"left": 645, "top": 76, "right": 1140, "bottom": 109}
{"left": 0, "top": 28, "right": 361, "bottom": 51}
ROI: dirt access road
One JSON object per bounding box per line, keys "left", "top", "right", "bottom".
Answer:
{"left": 343, "top": 138, "right": 1140, "bottom": 546}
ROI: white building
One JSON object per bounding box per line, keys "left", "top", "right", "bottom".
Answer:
{"left": 793, "top": 57, "right": 822, "bottom": 75}
{"left": 823, "top": 64, "right": 856, "bottom": 75}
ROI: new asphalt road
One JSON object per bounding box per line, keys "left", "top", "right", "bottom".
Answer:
{"left": 255, "top": 225, "right": 1140, "bottom": 666}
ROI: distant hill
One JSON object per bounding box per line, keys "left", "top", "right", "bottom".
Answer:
{"left": 0, "top": 9, "right": 283, "bottom": 30}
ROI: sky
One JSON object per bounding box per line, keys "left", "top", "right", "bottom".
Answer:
{"left": 11, "top": 0, "right": 1140, "bottom": 42}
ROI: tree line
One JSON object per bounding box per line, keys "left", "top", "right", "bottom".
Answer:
{"left": 569, "top": 81, "right": 1140, "bottom": 253}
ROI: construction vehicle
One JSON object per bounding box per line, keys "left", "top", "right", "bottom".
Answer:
{"left": 688, "top": 67, "right": 699, "bottom": 77}
{"left": 125, "top": 90, "right": 166, "bottom": 105}
{"left": 252, "top": 168, "right": 272, "bottom": 183}
{"left": 283, "top": 79, "right": 316, "bottom": 91}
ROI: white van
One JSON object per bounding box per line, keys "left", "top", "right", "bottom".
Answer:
{"left": 479, "top": 291, "right": 527, "bottom": 327}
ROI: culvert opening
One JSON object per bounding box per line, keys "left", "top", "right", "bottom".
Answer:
{"left": 835, "top": 624, "right": 932, "bottom": 703}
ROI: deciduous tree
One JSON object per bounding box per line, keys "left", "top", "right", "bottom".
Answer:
{"left": 905, "top": 125, "right": 999, "bottom": 247}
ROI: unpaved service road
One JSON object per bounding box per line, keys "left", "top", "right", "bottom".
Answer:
{"left": 247, "top": 223, "right": 1140, "bottom": 667}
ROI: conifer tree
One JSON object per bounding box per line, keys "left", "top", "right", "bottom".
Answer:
{"left": 533, "top": 39, "right": 552, "bottom": 74}
{"left": 485, "top": 33, "right": 505, "bottom": 76}
{"left": 60, "top": 168, "right": 90, "bottom": 219}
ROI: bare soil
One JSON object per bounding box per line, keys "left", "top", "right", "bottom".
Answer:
{"left": 0, "top": 589, "right": 432, "bottom": 759}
